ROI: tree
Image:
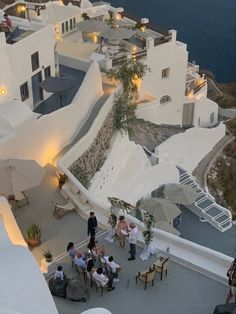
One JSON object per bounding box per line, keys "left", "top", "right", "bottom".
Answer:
{"left": 107, "top": 58, "right": 149, "bottom": 132}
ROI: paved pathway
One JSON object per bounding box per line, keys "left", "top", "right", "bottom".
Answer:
{"left": 192, "top": 134, "right": 232, "bottom": 187}
{"left": 54, "top": 84, "right": 113, "bottom": 161}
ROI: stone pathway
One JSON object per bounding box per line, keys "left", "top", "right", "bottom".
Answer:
{"left": 129, "top": 119, "right": 184, "bottom": 152}
{"left": 192, "top": 134, "right": 232, "bottom": 187}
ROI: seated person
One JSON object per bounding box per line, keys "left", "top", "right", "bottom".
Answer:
{"left": 1, "top": 14, "right": 12, "bottom": 29}
{"left": 92, "top": 267, "right": 115, "bottom": 291}
{"left": 87, "top": 237, "right": 106, "bottom": 258}
{"left": 74, "top": 252, "right": 86, "bottom": 270}
{"left": 104, "top": 255, "right": 121, "bottom": 274}
{"left": 86, "top": 257, "right": 96, "bottom": 273}
{"left": 54, "top": 265, "right": 66, "bottom": 280}
{"left": 67, "top": 242, "right": 77, "bottom": 260}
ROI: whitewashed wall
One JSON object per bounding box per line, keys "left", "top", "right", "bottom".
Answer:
{"left": 192, "top": 97, "right": 218, "bottom": 127}
{"left": 139, "top": 31, "right": 188, "bottom": 126}
{"left": 0, "top": 25, "right": 56, "bottom": 109}
{"left": 0, "top": 61, "right": 103, "bottom": 166}
{"left": 155, "top": 123, "right": 225, "bottom": 172}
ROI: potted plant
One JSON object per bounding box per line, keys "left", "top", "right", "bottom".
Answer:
{"left": 58, "top": 173, "right": 67, "bottom": 189}
{"left": 43, "top": 249, "right": 53, "bottom": 263}
{"left": 26, "top": 223, "right": 41, "bottom": 247}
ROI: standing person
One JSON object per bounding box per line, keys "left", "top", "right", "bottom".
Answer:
{"left": 116, "top": 215, "right": 129, "bottom": 249}
{"left": 87, "top": 212, "right": 97, "bottom": 241}
{"left": 128, "top": 223, "right": 138, "bottom": 261}
{"left": 226, "top": 258, "right": 236, "bottom": 303}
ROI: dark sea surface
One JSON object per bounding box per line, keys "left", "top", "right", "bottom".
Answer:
{"left": 94, "top": 0, "right": 236, "bottom": 82}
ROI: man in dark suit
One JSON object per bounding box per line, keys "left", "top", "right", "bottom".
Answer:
{"left": 87, "top": 212, "right": 97, "bottom": 241}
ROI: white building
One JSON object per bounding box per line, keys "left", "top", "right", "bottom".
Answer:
{"left": 0, "top": 21, "right": 56, "bottom": 110}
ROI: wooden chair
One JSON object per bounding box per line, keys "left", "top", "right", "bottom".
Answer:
{"left": 153, "top": 256, "right": 169, "bottom": 280}
{"left": 86, "top": 270, "right": 94, "bottom": 288}
{"left": 52, "top": 200, "right": 76, "bottom": 219}
{"left": 94, "top": 279, "right": 109, "bottom": 296}
{"left": 76, "top": 265, "right": 86, "bottom": 281}
{"left": 98, "top": 256, "right": 108, "bottom": 273}
{"left": 136, "top": 267, "right": 156, "bottom": 290}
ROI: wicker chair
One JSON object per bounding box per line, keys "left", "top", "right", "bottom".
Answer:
{"left": 153, "top": 256, "right": 169, "bottom": 280}
{"left": 76, "top": 265, "right": 86, "bottom": 281}
{"left": 136, "top": 267, "right": 156, "bottom": 290}
{"left": 94, "top": 279, "right": 110, "bottom": 296}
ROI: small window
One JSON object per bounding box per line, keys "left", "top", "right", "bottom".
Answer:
{"left": 44, "top": 66, "right": 51, "bottom": 78}
{"left": 161, "top": 67, "right": 170, "bottom": 79}
{"left": 160, "top": 95, "right": 172, "bottom": 104}
{"left": 70, "top": 19, "right": 73, "bottom": 30}
{"left": 62, "top": 22, "right": 65, "bottom": 34}
{"left": 73, "top": 17, "right": 76, "bottom": 28}
{"left": 20, "top": 82, "right": 29, "bottom": 101}
{"left": 31, "top": 52, "right": 39, "bottom": 72}
{"left": 65, "top": 21, "right": 68, "bottom": 32}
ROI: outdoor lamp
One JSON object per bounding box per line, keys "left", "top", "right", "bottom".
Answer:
{"left": 0, "top": 87, "right": 6, "bottom": 96}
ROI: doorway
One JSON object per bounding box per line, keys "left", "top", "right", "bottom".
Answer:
{"left": 31, "top": 71, "right": 43, "bottom": 106}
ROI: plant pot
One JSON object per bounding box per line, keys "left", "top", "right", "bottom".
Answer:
{"left": 28, "top": 238, "right": 41, "bottom": 247}
{"left": 45, "top": 257, "right": 52, "bottom": 263}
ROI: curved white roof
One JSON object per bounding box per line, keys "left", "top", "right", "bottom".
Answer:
{"left": 0, "top": 100, "right": 35, "bottom": 128}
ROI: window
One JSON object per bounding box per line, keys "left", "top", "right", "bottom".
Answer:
{"left": 65, "top": 21, "right": 68, "bottom": 32}
{"left": 70, "top": 19, "right": 73, "bottom": 30}
{"left": 20, "top": 82, "right": 29, "bottom": 101}
{"left": 73, "top": 17, "right": 76, "bottom": 28}
{"left": 62, "top": 22, "right": 65, "bottom": 34}
{"left": 161, "top": 67, "right": 170, "bottom": 79}
{"left": 160, "top": 95, "right": 172, "bottom": 104}
{"left": 31, "top": 52, "right": 39, "bottom": 71}
{"left": 44, "top": 66, "right": 51, "bottom": 78}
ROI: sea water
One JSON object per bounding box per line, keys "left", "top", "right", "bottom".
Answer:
{"left": 101, "top": 0, "right": 236, "bottom": 82}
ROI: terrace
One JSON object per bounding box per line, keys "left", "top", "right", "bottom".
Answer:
{"left": 11, "top": 164, "right": 230, "bottom": 314}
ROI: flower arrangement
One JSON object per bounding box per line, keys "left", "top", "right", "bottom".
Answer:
{"left": 142, "top": 213, "right": 155, "bottom": 245}
{"left": 107, "top": 196, "right": 135, "bottom": 214}
{"left": 108, "top": 213, "right": 117, "bottom": 228}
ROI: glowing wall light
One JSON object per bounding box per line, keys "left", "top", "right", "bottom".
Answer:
{"left": 0, "top": 87, "right": 7, "bottom": 96}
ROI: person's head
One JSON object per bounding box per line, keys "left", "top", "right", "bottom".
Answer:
{"left": 57, "top": 265, "right": 63, "bottom": 272}
{"left": 90, "top": 211, "right": 95, "bottom": 218}
{"left": 87, "top": 238, "right": 95, "bottom": 250}
{"left": 3, "top": 14, "right": 8, "bottom": 18}
{"left": 129, "top": 223, "right": 136, "bottom": 229}
{"left": 67, "top": 242, "right": 74, "bottom": 251}
{"left": 108, "top": 256, "right": 113, "bottom": 262}
{"left": 119, "top": 215, "right": 125, "bottom": 221}
{"left": 96, "top": 267, "right": 103, "bottom": 274}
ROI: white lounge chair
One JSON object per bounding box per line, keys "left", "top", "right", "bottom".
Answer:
{"left": 52, "top": 200, "right": 76, "bottom": 219}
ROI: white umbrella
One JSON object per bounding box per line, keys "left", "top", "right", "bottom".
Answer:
{"left": 0, "top": 159, "right": 45, "bottom": 196}
{"left": 156, "top": 221, "right": 180, "bottom": 236}
{"left": 101, "top": 27, "right": 135, "bottom": 41}
{"left": 139, "top": 198, "right": 181, "bottom": 222}
{"left": 164, "top": 183, "right": 198, "bottom": 205}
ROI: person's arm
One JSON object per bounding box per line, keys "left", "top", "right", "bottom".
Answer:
{"left": 95, "top": 216, "right": 97, "bottom": 228}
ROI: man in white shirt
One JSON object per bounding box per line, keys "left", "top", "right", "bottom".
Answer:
{"left": 104, "top": 256, "right": 121, "bottom": 282}
{"left": 92, "top": 267, "right": 115, "bottom": 291}
{"left": 128, "top": 223, "right": 138, "bottom": 261}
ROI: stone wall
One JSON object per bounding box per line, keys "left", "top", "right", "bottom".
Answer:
{"left": 69, "top": 108, "right": 115, "bottom": 187}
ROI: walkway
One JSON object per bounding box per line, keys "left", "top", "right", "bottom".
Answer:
{"left": 54, "top": 83, "right": 114, "bottom": 161}
{"left": 192, "top": 134, "right": 232, "bottom": 187}
{"left": 177, "top": 166, "right": 232, "bottom": 232}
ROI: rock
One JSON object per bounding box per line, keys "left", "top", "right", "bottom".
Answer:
{"left": 48, "top": 277, "right": 69, "bottom": 298}
{"left": 66, "top": 278, "right": 89, "bottom": 302}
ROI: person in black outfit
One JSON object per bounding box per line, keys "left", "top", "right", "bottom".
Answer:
{"left": 87, "top": 211, "right": 97, "bottom": 241}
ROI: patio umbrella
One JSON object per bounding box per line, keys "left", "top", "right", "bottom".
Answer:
{"left": 156, "top": 221, "right": 180, "bottom": 236}
{"left": 139, "top": 198, "right": 181, "bottom": 222}
{"left": 77, "top": 20, "right": 109, "bottom": 33}
{"left": 0, "top": 158, "right": 45, "bottom": 196}
{"left": 101, "top": 27, "right": 135, "bottom": 41}
{"left": 163, "top": 183, "right": 198, "bottom": 205}
{"left": 40, "top": 75, "right": 77, "bottom": 107}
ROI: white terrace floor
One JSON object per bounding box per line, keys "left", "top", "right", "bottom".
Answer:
{"left": 14, "top": 164, "right": 229, "bottom": 314}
